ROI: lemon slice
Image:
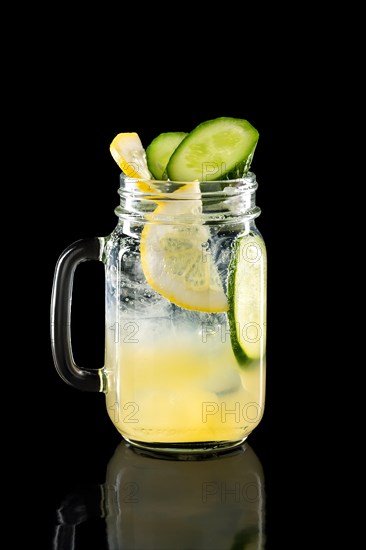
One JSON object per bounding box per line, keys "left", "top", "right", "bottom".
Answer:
{"left": 110, "top": 132, "right": 156, "bottom": 192}
{"left": 140, "top": 183, "right": 229, "bottom": 312}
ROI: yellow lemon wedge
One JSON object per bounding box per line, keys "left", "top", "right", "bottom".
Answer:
{"left": 110, "top": 132, "right": 156, "bottom": 192}
{"left": 110, "top": 132, "right": 151, "bottom": 178}
{"left": 140, "top": 183, "right": 229, "bottom": 312}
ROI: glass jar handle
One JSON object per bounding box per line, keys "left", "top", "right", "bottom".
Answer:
{"left": 50, "top": 237, "right": 103, "bottom": 392}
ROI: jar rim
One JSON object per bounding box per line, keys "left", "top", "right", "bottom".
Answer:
{"left": 120, "top": 171, "right": 256, "bottom": 186}
{"left": 119, "top": 171, "right": 257, "bottom": 192}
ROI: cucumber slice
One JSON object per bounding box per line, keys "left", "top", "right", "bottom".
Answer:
{"left": 166, "top": 117, "right": 259, "bottom": 182}
{"left": 146, "top": 132, "right": 188, "bottom": 180}
{"left": 227, "top": 232, "right": 267, "bottom": 367}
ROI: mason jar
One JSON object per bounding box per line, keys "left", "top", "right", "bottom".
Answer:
{"left": 51, "top": 173, "right": 267, "bottom": 455}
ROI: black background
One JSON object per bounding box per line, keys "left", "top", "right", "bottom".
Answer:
{"left": 13, "top": 22, "right": 334, "bottom": 548}
{"left": 39, "top": 105, "right": 309, "bottom": 548}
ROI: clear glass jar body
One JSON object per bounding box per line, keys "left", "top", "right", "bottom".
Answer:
{"left": 51, "top": 173, "right": 267, "bottom": 455}
{"left": 103, "top": 174, "right": 266, "bottom": 453}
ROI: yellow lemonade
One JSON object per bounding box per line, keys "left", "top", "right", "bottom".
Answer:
{"left": 105, "top": 323, "right": 265, "bottom": 445}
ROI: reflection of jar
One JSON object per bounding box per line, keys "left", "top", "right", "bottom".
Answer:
{"left": 51, "top": 173, "right": 267, "bottom": 454}
{"left": 53, "top": 441, "right": 266, "bottom": 549}
{"left": 105, "top": 441, "right": 266, "bottom": 550}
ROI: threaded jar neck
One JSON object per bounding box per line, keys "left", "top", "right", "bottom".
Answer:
{"left": 115, "top": 172, "right": 261, "bottom": 225}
